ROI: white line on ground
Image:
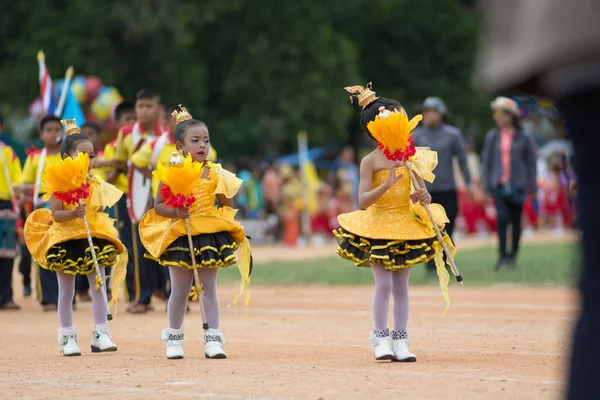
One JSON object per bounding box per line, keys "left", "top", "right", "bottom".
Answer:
{"left": 0, "top": 378, "right": 283, "bottom": 400}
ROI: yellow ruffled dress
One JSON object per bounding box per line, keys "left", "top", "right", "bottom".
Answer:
{"left": 24, "top": 175, "right": 127, "bottom": 275}
{"left": 334, "top": 149, "right": 455, "bottom": 270}
{"left": 140, "top": 163, "right": 249, "bottom": 270}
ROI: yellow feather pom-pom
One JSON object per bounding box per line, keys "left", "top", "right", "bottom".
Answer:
{"left": 42, "top": 152, "right": 90, "bottom": 200}
{"left": 152, "top": 153, "right": 204, "bottom": 198}
{"left": 366, "top": 108, "right": 422, "bottom": 153}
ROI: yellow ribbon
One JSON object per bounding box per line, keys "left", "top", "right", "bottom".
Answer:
{"left": 108, "top": 252, "right": 129, "bottom": 315}
{"left": 406, "top": 147, "right": 438, "bottom": 184}
{"left": 94, "top": 274, "right": 102, "bottom": 290}
{"left": 189, "top": 283, "right": 204, "bottom": 301}
{"left": 228, "top": 237, "right": 252, "bottom": 313}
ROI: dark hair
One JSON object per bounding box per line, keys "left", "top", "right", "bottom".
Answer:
{"left": 0, "top": 111, "right": 4, "bottom": 125}
{"left": 173, "top": 119, "right": 208, "bottom": 143}
{"left": 39, "top": 115, "right": 62, "bottom": 131}
{"left": 136, "top": 89, "right": 160, "bottom": 101}
{"left": 60, "top": 133, "right": 91, "bottom": 158}
{"left": 164, "top": 103, "right": 184, "bottom": 117}
{"left": 81, "top": 122, "right": 100, "bottom": 135}
{"left": 359, "top": 97, "right": 403, "bottom": 140}
{"left": 510, "top": 114, "right": 523, "bottom": 131}
{"left": 114, "top": 100, "right": 135, "bottom": 120}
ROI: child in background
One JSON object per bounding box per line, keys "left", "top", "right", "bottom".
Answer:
{"left": 310, "top": 183, "right": 332, "bottom": 245}
{"left": 280, "top": 188, "right": 300, "bottom": 247}
{"left": 19, "top": 115, "right": 64, "bottom": 311}
{"left": 23, "top": 120, "right": 127, "bottom": 356}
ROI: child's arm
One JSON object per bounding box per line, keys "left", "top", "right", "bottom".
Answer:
{"left": 50, "top": 196, "right": 86, "bottom": 222}
{"left": 154, "top": 182, "right": 190, "bottom": 219}
{"left": 216, "top": 193, "right": 233, "bottom": 208}
{"left": 357, "top": 157, "right": 402, "bottom": 209}
{"left": 413, "top": 172, "right": 432, "bottom": 204}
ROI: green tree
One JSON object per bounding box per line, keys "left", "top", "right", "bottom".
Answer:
{"left": 0, "top": 0, "right": 488, "bottom": 157}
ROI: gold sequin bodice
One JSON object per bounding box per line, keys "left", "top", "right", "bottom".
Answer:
{"left": 336, "top": 166, "right": 446, "bottom": 241}
{"left": 190, "top": 174, "right": 218, "bottom": 216}
{"left": 371, "top": 167, "right": 411, "bottom": 210}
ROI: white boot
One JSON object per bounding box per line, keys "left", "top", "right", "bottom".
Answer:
{"left": 161, "top": 327, "right": 184, "bottom": 360}
{"left": 369, "top": 329, "right": 394, "bottom": 361}
{"left": 91, "top": 323, "right": 117, "bottom": 353}
{"left": 58, "top": 326, "right": 81, "bottom": 357}
{"left": 204, "top": 328, "right": 227, "bottom": 359}
{"left": 391, "top": 330, "right": 416, "bottom": 362}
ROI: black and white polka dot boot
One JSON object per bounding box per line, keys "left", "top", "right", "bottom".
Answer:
{"left": 369, "top": 328, "right": 394, "bottom": 361}
{"left": 391, "top": 330, "right": 416, "bottom": 362}
{"left": 161, "top": 327, "right": 184, "bottom": 360}
{"left": 204, "top": 329, "right": 226, "bottom": 359}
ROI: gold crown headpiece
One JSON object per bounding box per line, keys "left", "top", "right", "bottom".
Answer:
{"left": 171, "top": 104, "right": 193, "bottom": 126}
{"left": 60, "top": 119, "right": 80, "bottom": 136}
{"left": 345, "top": 82, "right": 379, "bottom": 109}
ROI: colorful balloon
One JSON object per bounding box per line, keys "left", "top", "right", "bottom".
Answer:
{"left": 85, "top": 76, "right": 103, "bottom": 103}
{"left": 91, "top": 86, "right": 123, "bottom": 122}
{"left": 71, "top": 75, "right": 87, "bottom": 104}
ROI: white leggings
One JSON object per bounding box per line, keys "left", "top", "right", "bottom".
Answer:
{"left": 167, "top": 267, "right": 219, "bottom": 330}
{"left": 371, "top": 263, "right": 410, "bottom": 332}
{"left": 56, "top": 268, "right": 108, "bottom": 328}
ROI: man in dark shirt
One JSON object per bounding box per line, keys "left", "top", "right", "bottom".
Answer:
{"left": 412, "top": 97, "right": 473, "bottom": 277}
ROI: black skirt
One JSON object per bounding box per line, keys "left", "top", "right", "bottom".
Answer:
{"left": 334, "top": 227, "right": 452, "bottom": 270}
{"left": 46, "top": 238, "right": 119, "bottom": 274}
{"left": 147, "top": 231, "right": 238, "bottom": 269}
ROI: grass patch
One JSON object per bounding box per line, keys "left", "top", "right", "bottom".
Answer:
{"left": 218, "top": 242, "right": 580, "bottom": 287}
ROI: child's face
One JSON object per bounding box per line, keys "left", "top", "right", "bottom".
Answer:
{"left": 135, "top": 98, "right": 160, "bottom": 126}
{"left": 177, "top": 125, "right": 210, "bottom": 163}
{"left": 117, "top": 112, "right": 136, "bottom": 130}
{"left": 81, "top": 127, "right": 102, "bottom": 151}
{"left": 40, "top": 121, "right": 62, "bottom": 148}
{"left": 67, "top": 140, "right": 95, "bottom": 171}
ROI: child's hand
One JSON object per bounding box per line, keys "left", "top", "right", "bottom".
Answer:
{"left": 416, "top": 188, "right": 431, "bottom": 204}
{"left": 74, "top": 204, "right": 87, "bottom": 218}
{"left": 175, "top": 207, "right": 190, "bottom": 220}
{"left": 385, "top": 164, "right": 403, "bottom": 189}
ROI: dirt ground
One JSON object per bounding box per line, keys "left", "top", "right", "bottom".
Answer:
{"left": 0, "top": 284, "right": 575, "bottom": 400}
{"left": 0, "top": 231, "right": 578, "bottom": 400}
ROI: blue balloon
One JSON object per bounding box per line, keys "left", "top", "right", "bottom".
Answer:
{"left": 98, "top": 85, "right": 112, "bottom": 96}
{"left": 54, "top": 79, "right": 65, "bottom": 99}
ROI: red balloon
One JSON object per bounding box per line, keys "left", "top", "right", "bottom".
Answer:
{"left": 85, "top": 76, "right": 104, "bottom": 103}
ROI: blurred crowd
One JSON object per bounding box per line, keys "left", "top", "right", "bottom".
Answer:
{"left": 228, "top": 104, "right": 575, "bottom": 247}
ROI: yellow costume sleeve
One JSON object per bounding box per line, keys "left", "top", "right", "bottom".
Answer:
{"left": 88, "top": 176, "right": 124, "bottom": 209}
{"left": 22, "top": 154, "right": 36, "bottom": 184}
{"left": 211, "top": 164, "right": 243, "bottom": 198}
{"left": 103, "top": 142, "right": 129, "bottom": 193}
{"left": 103, "top": 142, "right": 115, "bottom": 159}
{"left": 113, "top": 129, "right": 133, "bottom": 161}
{"left": 7, "top": 147, "right": 22, "bottom": 185}
{"left": 131, "top": 142, "right": 152, "bottom": 169}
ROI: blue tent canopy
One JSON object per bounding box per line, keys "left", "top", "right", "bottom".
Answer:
{"left": 271, "top": 146, "right": 340, "bottom": 169}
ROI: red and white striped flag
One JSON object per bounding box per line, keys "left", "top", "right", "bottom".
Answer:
{"left": 37, "top": 50, "right": 57, "bottom": 115}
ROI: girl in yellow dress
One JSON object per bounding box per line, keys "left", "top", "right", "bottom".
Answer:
{"left": 139, "top": 106, "right": 251, "bottom": 360}
{"left": 336, "top": 84, "right": 456, "bottom": 363}
{"left": 24, "top": 120, "right": 127, "bottom": 357}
